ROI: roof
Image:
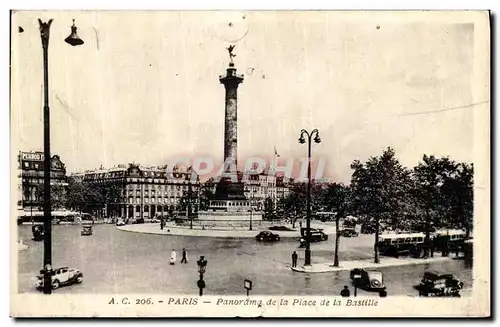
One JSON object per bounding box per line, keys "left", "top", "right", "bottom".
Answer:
{"left": 433, "top": 229, "right": 466, "bottom": 236}
{"left": 380, "top": 232, "right": 425, "bottom": 239}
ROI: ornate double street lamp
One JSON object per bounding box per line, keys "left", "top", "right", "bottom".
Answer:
{"left": 298, "top": 129, "right": 321, "bottom": 266}
{"left": 38, "top": 18, "right": 84, "bottom": 294}
{"left": 197, "top": 256, "right": 208, "bottom": 296}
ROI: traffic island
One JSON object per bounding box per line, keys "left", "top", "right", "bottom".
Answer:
{"left": 117, "top": 222, "right": 337, "bottom": 239}
{"left": 291, "top": 256, "right": 458, "bottom": 273}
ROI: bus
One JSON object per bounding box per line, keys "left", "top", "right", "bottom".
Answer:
{"left": 432, "top": 229, "right": 467, "bottom": 254}
{"left": 377, "top": 232, "right": 425, "bottom": 257}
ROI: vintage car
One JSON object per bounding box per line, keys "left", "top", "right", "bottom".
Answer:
{"left": 340, "top": 228, "right": 359, "bottom": 237}
{"left": 299, "top": 228, "right": 328, "bottom": 247}
{"left": 255, "top": 231, "right": 280, "bottom": 242}
{"left": 35, "top": 266, "right": 83, "bottom": 290}
{"left": 416, "top": 271, "right": 464, "bottom": 297}
{"left": 350, "top": 268, "right": 387, "bottom": 296}
{"left": 81, "top": 225, "right": 93, "bottom": 236}
{"left": 32, "top": 225, "right": 45, "bottom": 241}
{"left": 343, "top": 216, "right": 358, "bottom": 228}
{"left": 116, "top": 219, "right": 126, "bottom": 226}
{"left": 131, "top": 218, "right": 145, "bottom": 224}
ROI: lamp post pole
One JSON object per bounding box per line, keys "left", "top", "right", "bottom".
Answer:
{"left": 38, "top": 18, "right": 84, "bottom": 294}
{"left": 197, "top": 256, "right": 207, "bottom": 296}
{"left": 39, "top": 19, "right": 53, "bottom": 295}
{"left": 298, "top": 129, "right": 321, "bottom": 266}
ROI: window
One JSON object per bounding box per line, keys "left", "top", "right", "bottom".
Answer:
{"left": 24, "top": 162, "right": 29, "bottom": 168}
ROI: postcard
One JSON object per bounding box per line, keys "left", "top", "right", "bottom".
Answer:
{"left": 10, "top": 10, "right": 490, "bottom": 317}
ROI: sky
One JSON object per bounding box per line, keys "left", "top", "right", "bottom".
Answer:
{"left": 10, "top": 11, "right": 488, "bottom": 183}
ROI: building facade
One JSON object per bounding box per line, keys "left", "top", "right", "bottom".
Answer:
{"left": 243, "top": 173, "right": 292, "bottom": 209}
{"left": 71, "top": 163, "right": 200, "bottom": 220}
{"left": 17, "top": 151, "right": 68, "bottom": 211}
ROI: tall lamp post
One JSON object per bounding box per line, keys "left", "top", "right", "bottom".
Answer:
{"left": 39, "top": 18, "right": 84, "bottom": 294}
{"left": 298, "top": 129, "right": 321, "bottom": 266}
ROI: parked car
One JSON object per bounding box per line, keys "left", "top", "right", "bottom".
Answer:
{"left": 350, "top": 268, "right": 387, "bottom": 296}
{"left": 340, "top": 228, "right": 359, "bottom": 237}
{"left": 36, "top": 267, "right": 83, "bottom": 291}
{"left": 116, "top": 219, "right": 126, "bottom": 226}
{"left": 255, "top": 231, "right": 280, "bottom": 242}
{"left": 416, "top": 271, "right": 463, "bottom": 297}
{"left": 132, "top": 218, "right": 145, "bottom": 224}
{"left": 32, "top": 225, "right": 44, "bottom": 241}
{"left": 81, "top": 225, "right": 93, "bottom": 236}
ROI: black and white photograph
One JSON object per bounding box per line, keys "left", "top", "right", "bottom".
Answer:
{"left": 9, "top": 10, "right": 490, "bottom": 317}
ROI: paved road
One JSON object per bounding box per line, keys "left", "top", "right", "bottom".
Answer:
{"left": 17, "top": 224, "right": 472, "bottom": 296}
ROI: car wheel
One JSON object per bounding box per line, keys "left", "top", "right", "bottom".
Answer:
{"left": 52, "top": 280, "right": 60, "bottom": 289}
{"left": 371, "top": 279, "right": 382, "bottom": 288}
{"left": 76, "top": 276, "right": 83, "bottom": 283}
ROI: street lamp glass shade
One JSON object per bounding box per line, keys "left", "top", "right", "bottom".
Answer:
{"left": 65, "top": 20, "right": 84, "bottom": 46}
{"left": 244, "top": 279, "right": 252, "bottom": 290}
{"left": 313, "top": 135, "right": 321, "bottom": 143}
{"left": 298, "top": 136, "right": 306, "bottom": 144}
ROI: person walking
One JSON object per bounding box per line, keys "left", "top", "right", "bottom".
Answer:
{"left": 181, "top": 248, "right": 188, "bottom": 264}
{"left": 291, "top": 251, "right": 298, "bottom": 268}
{"left": 340, "top": 285, "right": 350, "bottom": 297}
{"left": 170, "top": 249, "right": 177, "bottom": 265}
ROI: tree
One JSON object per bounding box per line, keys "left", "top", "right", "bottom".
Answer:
{"left": 36, "top": 184, "right": 67, "bottom": 211}
{"left": 413, "top": 155, "right": 458, "bottom": 257}
{"left": 435, "top": 162, "right": 474, "bottom": 238}
{"left": 66, "top": 177, "right": 89, "bottom": 213}
{"left": 199, "top": 179, "right": 216, "bottom": 211}
{"left": 320, "top": 182, "right": 350, "bottom": 267}
{"left": 263, "top": 197, "right": 276, "bottom": 220}
{"left": 278, "top": 182, "right": 308, "bottom": 228}
{"left": 350, "top": 147, "right": 412, "bottom": 263}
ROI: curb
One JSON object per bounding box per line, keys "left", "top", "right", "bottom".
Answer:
{"left": 290, "top": 256, "right": 457, "bottom": 273}
{"left": 116, "top": 224, "right": 304, "bottom": 239}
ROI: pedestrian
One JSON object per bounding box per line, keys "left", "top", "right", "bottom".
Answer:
{"left": 291, "top": 251, "right": 298, "bottom": 268}
{"left": 430, "top": 238, "right": 435, "bottom": 258}
{"left": 340, "top": 285, "right": 350, "bottom": 297}
{"left": 299, "top": 221, "right": 302, "bottom": 228}
{"left": 443, "top": 241, "right": 449, "bottom": 257}
{"left": 170, "top": 249, "right": 177, "bottom": 265}
{"left": 181, "top": 248, "right": 188, "bottom": 264}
